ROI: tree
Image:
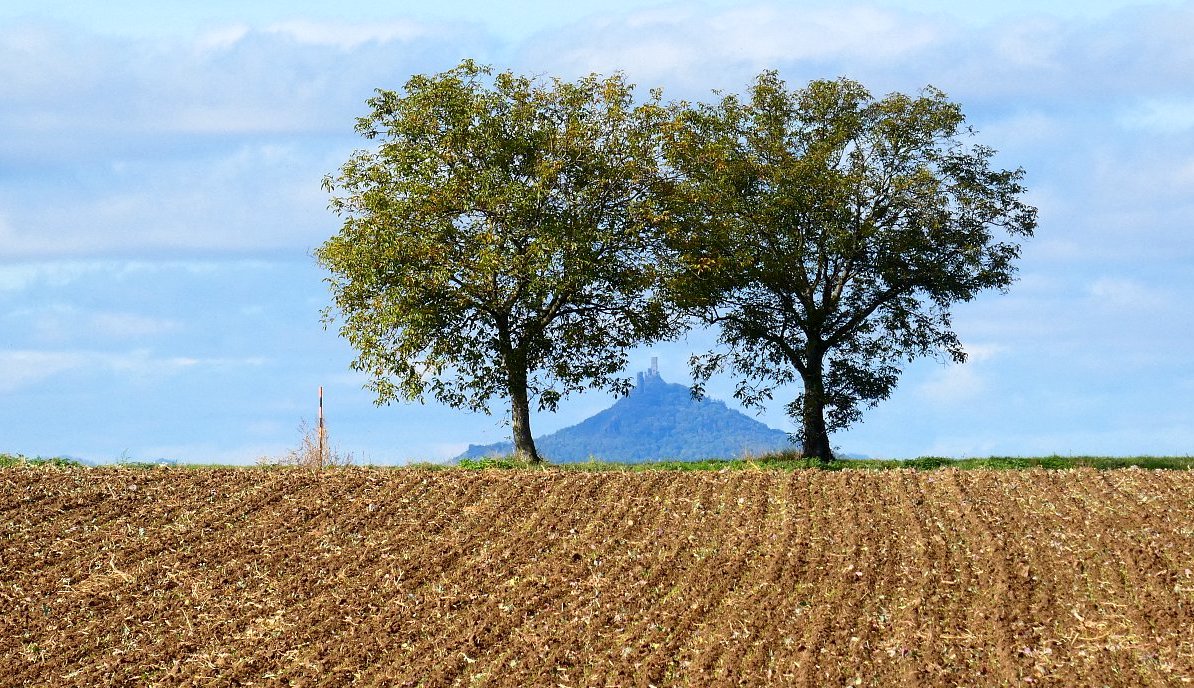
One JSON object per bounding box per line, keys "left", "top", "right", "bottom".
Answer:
{"left": 316, "top": 61, "right": 676, "bottom": 464}
{"left": 664, "top": 73, "right": 1037, "bottom": 461}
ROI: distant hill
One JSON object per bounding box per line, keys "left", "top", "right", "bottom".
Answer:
{"left": 458, "top": 367, "right": 799, "bottom": 463}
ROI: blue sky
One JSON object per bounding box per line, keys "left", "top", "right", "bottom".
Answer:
{"left": 2, "top": 0, "right": 1191, "bottom": 463}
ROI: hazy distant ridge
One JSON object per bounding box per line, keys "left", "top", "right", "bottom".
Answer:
{"left": 458, "top": 369, "right": 797, "bottom": 463}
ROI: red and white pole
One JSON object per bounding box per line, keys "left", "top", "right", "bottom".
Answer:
{"left": 318, "top": 386, "right": 325, "bottom": 468}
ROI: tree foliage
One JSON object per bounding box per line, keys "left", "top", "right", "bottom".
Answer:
{"left": 664, "top": 73, "right": 1037, "bottom": 460}
{"left": 317, "top": 61, "right": 676, "bottom": 463}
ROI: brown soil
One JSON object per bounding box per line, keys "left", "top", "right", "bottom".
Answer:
{"left": 2, "top": 467, "right": 1191, "bottom": 687}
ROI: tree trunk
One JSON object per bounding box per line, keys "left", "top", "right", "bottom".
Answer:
{"left": 504, "top": 354, "right": 542, "bottom": 465}
{"left": 799, "top": 356, "right": 835, "bottom": 462}
{"left": 508, "top": 378, "right": 541, "bottom": 464}
{"left": 496, "top": 318, "right": 542, "bottom": 465}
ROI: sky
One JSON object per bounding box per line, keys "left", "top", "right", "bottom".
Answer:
{"left": 2, "top": 0, "right": 1192, "bottom": 464}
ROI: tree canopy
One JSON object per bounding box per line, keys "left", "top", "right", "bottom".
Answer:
{"left": 663, "top": 73, "right": 1037, "bottom": 460}
{"left": 317, "top": 61, "right": 677, "bottom": 463}
{"left": 319, "top": 64, "right": 1036, "bottom": 464}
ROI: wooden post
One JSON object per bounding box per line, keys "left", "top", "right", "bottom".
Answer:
{"left": 318, "top": 386, "right": 326, "bottom": 469}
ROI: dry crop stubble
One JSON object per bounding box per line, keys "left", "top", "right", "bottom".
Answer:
{"left": 1, "top": 467, "right": 1192, "bottom": 687}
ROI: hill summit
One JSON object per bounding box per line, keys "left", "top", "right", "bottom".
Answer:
{"left": 458, "top": 362, "right": 796, "bottom": 463}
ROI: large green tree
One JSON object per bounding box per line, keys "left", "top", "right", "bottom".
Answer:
{"left": 664, "top": 73, "right": 1037, "bottom": 461}
{"left": 317, "top": 61, "right": 676, "bottom": 463}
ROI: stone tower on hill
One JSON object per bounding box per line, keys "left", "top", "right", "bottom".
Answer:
{"left": 457, "top": 363, "right": 797, "bottom": 463}
{"left": 635, "top": 356, "right": 660, "bottom": 389}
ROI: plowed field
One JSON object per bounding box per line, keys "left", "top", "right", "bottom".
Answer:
{"left": 2, "top": 467, "right": 1192, "bottom": 687}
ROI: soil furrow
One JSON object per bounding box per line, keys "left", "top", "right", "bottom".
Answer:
{"left": 3, "top": 467, "right": 1194, "bottom": 687}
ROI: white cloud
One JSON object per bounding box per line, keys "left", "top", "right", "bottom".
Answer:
{"left": 12, "top": 305, "right": 182, "bottom": 343}
{"left": 0, "top": 350, "right": 88, "bottom": 393}
{"left": 917, "top": 363, "right": 986, "bottom": 405}
{"left": 0, "top": 348, "right": 266, "bottom": 393}
{"left": 962, "top": 343, "right": 1003, "bottom": 363}
{"left": 0, "top": 18, "right": 481, "bottom": 158}
{"left": 690, "top": 5, "right": 941, "bottom": 64}
{"left": 0, "top": 144, "right": 332, "bottom": 259}
{"left": 0, "top": 212, "right": 80, "bottom": 260}
{"left": 976, "top": 111, "right": 1065, "bottom": 149}
{"left": 195, "top": 23, "right": 250, "bottom": 52}
{"left": 0, "top": 259, "right": 271, "bottom": 292}
{"left": 265, "top": 19, "right": 429, "bottom": 49}
{"left": 1087, "top": 277, "right": 1168, "bottom": 310}
{"left": 0, "top": 261, "right": 111, "bottom": 292}
{"left": 159, "top": 107, "right": 313, "bottom": 136}
{"left": 915, "top": 343, "right": 1002, "bottom": 405}
{"left": 1177, "top": 158, "right": 1194, "bottom": 189}
{"left": 990, "top": 17, "right": 1064, "bottom": 70}
{"left": 525, "top": 4, "right": 945, "bottom": 87}
{"left": 5, "top": 3, "right": 1194, "bottom": 262}
{"left": 1119, "top": 98, "right": 1194, "bottom": 133}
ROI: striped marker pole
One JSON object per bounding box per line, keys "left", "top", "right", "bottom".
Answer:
{"left": 318, "top": 386, "right": 325, "bottom": 469}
